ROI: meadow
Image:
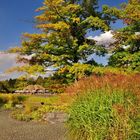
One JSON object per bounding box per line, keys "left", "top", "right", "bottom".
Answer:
{"left": 0, "top": 71, "right": 140, "bottom": 140}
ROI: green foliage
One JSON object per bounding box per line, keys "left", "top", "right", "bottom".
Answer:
{"left": 0, "top": 81, "right": 10, "bottom": 93}
{"left": 36, "top": 76, "right": 44, "bottom": 86}
{"left": 109, "top": 51, "right": 140, "bottom": 71}
{"left": 54, "top": 63, "right": 94, "bottom": 82}
{"left": 67, "top": 89, "right": 140, "bottom": 140}
{"left": 92, "top": 66, "right": 139, "bottom": 76}
{"left": 0, "top": 95, "right": 8, "bottom": 107}
{"left": 103, "top": 0, "right": 140, "bottom": 70}
{"left": 68, "top": 63, "right": 94, "bottom": 80}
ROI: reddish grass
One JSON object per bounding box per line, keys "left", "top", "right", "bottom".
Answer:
{"left": 66, "top": 73, "right": 140, "bottom": 99}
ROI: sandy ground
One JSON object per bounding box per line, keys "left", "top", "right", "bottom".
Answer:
{"left": 0, "top": 111, "right": 68, "bottom": 140}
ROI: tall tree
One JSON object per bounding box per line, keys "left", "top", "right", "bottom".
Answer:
{"left": 103, "top": 0, "right": 140, "bottom": 70}
{"left": 10, "top": 0, "right": 109, "bottom": 76}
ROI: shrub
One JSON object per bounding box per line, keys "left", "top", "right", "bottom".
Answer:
{"left": 67, "top": 88, "right": 140, "bottom": 140}
{"left": 0, "top": 94, "right": 28, "bottom": 109}
{"left": 12, "top": 110, "right": 33, "bottom": 121}
{"left": 0, "top": 95, "right": 9, "bottom": 106}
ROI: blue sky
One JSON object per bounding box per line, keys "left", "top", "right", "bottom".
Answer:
{"left": 0, "top": 0, "right": 127, "bottom": 51}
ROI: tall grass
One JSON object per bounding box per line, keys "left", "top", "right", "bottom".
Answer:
{"left": 66, "top": 73, "right": 140, "bottom": 97}
{"left": 66, "top": 73, "right": 140, "bottom": 140}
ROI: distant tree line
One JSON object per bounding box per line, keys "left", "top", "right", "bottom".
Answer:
{"left": 0, "top": 75, "right": 67, "bottom": 93}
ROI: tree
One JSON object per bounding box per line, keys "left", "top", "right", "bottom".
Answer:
{"left": 0, "top": 81, "right": 9, "bottom": 93}
{"left": 10, "top": 0, "right": 109, "bottom": 77}
{"left": 103, "top": 0, "right": 140, "bottom": 70}
{"left": 36, "top": 76, "right": 44, "bottom": 85}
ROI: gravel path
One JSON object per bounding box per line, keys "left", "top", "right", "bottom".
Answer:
{"left": 0, "top": 111, "right": 68, "bottom": 140}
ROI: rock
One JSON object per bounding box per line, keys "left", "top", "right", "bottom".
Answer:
{"left": 56, "top": 113, "right": 69, "bottom": 123}
{"left": 15, "top": 104, "right": 24, "bottom": 109}
{"left": 43, "top": 112, "right": 69, "bottom": 124}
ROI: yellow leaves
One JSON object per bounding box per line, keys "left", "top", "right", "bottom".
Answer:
{"left": 7, "top": 65, "right": 45, "bottom": 75}
{"left": 123, "top": 1, "right": 140, "bottom": 24}
{"left": 8, "top": 47, "right": 22, "bottom": 53}
{"left": 78, "top": 44, "right": 89, "bottom": 52}
{"left": 54, "top": 22, "right": 70, "bottom": 30}
{"left": 36, "top": 14, "right": 58, "bottom": 21}
{"left": 36, "top": 0, "right": 64, "bottom": 12}
{"left": 23, "top": 33, "right": 48, "bottom": 40}
{"left": 36, "top": 15, "right": 49, "bottom": 21}
{"left": 57, "top": 66, "right": 69, "bottom": 74}
{"left": 36, "top": 1, "right": 81, "bottom": 23}
{"left": 103, "top": 0, "right": 140, "bottom": 25}
{"left": 69, "top": 63, "right": 93, "bottom": 79}
{"left": 36, "top": 6, "right": 46, "bottom": 12}
{"left": 43, "top": 0, "right": 64, "bottom": 7}
{"left": 71, "top": 17, "right": 80, "bottom": 23}
{"left": 64, "top": 4, "right": 81, "bottom": 13}
{"left": 37, "top": 21, "right": 70, "bottom": 31}
{"left": 40, "top": 53, "right": 50, "bottom": 60}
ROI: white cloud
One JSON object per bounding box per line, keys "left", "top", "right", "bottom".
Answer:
{"left": 22, "top": 53, "right": 36, "bottom": 60}
{"left": 122, "top": 45, "right": 130, "bottom": 49}
{"left": 87, "top": 31, "right": 115, "bottom": 48}
{"left": 87, "top": 31, "right": 115, "bottom": 65}
{"left": 0, "top": 52, "right": 22, "bottom": 80}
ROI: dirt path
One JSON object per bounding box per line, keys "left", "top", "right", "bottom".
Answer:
{"left": 0, "top": 111, "right": 68, "bottom": 140}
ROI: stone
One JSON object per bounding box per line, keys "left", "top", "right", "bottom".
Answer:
{"left": 15, "top": 104, "right": 24, "bottom": 109}
{"left": 43, "top": 112, "right": 69, "bottom": 124}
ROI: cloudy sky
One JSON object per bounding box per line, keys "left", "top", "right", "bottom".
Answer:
{"left": 0, "top": 52, "right": 23, "bottom": 80}
{"left": 0, "top": 0, "right": 127, "bottom": 80}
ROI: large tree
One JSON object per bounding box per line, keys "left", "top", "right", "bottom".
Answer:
{"left": 10, "top": 0, "right": 109, "bottom": 77}
{"left": 103, "top": 0, "right": 140, "bottom": 70}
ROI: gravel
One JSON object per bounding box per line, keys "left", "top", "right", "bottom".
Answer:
{"left": 0, "top": 111, "right": 68, "bottom": 140}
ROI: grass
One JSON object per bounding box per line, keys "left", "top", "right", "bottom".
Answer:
{"left": 66, "top": 73, "right": 140, "bottom": 97}
{"left": 11, "top": 95, "right": 60, "bottom": 121}
{"left": 66, "top": 73, "right": 140, "bottom": 140}
{"left": 0, "top": 93, "right": 63, "bottom": 121}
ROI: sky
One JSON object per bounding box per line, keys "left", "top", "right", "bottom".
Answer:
{"left": 0, "top": 0, "right": 128, "bottom": 80}
{"left": 0, "top": 0, "right": 127, "bottom": 50}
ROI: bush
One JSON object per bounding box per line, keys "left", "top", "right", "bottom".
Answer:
{"left": 67, "top": 88, "right": 140, "bottom": 140}
{"left": 0, "top": 94, "right": 28, "bottom": 109}
{"left": 0, "top": 96, "right": 9, "bottom": 106}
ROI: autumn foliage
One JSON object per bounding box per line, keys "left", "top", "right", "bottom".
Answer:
{"left": 66, "top": 72, "right": 140, "bottom": 98}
